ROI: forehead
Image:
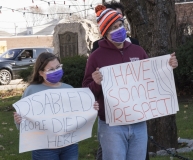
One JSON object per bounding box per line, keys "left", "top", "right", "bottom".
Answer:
{"left": 44, "top": 59, "right": 59, "bottom": 69}
{"left": 110, "top": 20, "right": 123, "bottom": 28}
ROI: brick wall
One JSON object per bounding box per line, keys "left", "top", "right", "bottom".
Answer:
{"left": 175, "top": 2, "right": 193, "bottom": 24}
{"left": 0, "top": 41, "right": 7, "bottom": 54}
{"left": 0, "top": 35, "right": 53, "bottom": 50}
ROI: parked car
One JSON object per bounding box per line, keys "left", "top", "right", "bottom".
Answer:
{"left": 0, "top": 47, "right": 53, "bottom": 85}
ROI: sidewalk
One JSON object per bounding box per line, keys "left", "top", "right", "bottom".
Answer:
{"left": 0, "top": 79, "right": 28, "bottom": 91}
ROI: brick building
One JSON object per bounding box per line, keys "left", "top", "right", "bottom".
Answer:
{"left": 175, "top": 1, "right": 193, "bottom": 35}
{"left": 0, "top": 35, "right": 53, "bottom": 50}
{"left": 175, "top": 1, "right": 193, "bottom": 24}
{"left": 0, "top": 20, "right": 58, "bottom": 52}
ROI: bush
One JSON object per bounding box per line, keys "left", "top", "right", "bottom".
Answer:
{"left": 19, "top": 66, "right": 33, "bottom": 82}
{"left": 19, "top": 55, "right": 88, "bottom": 88}
{"left": 61, "top": 55, "right": 87, "bottom": 88}
{"left": 174, "top": 39, "right": 193, "bottom": 94}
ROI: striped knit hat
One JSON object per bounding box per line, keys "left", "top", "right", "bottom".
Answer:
{"left": 95, "top": 5, "right": 123, "bottom": 37}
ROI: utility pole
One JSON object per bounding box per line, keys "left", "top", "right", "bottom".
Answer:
{"left": 14, "top": 23, "right": 18, "bottom": 36}
{"left": 83, "top": 0, "right": 86, "bottom": 19}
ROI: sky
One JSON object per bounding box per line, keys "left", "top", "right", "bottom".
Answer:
{"left": 0, "top": 0, "right": 112, "bottom": 34}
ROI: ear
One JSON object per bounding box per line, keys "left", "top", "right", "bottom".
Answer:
{"left": 39, "top": 70, "right": 44, "bottom": 77}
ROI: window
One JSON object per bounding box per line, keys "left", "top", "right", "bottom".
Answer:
{"left": 47, "top": 48, "right": 54, "bottom": 53}
{"left": 0, "top": 49, "right": 22, "bottom": 60}
{"left": 34, "top": 48, "right": 48, "bottom": 58}
{"left": 20, "top": 50, "right": 33, "bottom": 59}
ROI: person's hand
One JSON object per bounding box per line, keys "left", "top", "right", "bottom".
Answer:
{"left": 92, "top": 67, "right": 103, "bottom": 85}
{"left": 14, "top": 112, "right": 22, "bottom": 124}
{"left": 169, "top": 52, "right": 178, "bottom": 69}
{"left": 93, "top": 101, "right": 99, "bottom": 111}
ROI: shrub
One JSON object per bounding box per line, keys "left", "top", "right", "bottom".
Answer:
{"left": 174, "top": 39, "right": 193, "bottom": 94}
{"left": 19, "top": 66, "right": 33, "bottom": 82}
{"left": 61, "top": 55, "right": 87, "bottom": 88}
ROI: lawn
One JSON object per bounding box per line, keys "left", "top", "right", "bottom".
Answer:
{"left": 0, "top": 95, "right": 193, "bottom": 160}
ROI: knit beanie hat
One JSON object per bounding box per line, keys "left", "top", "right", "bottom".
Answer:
{"left": 95, "top": 5, "right": 123, "bottom": 37}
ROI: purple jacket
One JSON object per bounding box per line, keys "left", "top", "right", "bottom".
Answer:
{"left": 82, "top": 39, "right": 148, "bottom": 121}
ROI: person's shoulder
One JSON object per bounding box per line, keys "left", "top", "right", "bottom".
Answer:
{"left": 24, "top": 84, "right": 38, "bottom": 91}
{"left": 91, "top": 38, "right": 104, "bottom": 53}
{"left": 93, "top": 39, "right": 100, "bottom": 45}
{"left": 125, "top": 41, "right": 146, "bottom": 53}
{"left": 60, "top": 83, "right": 73, "bottom": 88}
{"left": 128, "top": 44, "right": 148, "bottom": 59}
{"left": 89, "top": 46, "right": 103, "bottom": 59}
{"left": 130, "top": 43, "right": 145, "bottom": 51}
{"left": 22, "top": 84, "right": 40, "bottom": 98}
{"left": 93, "top": 38, "right": 103, "bottom": 44}
{"left": 27, "top": 84, "right": 45, "bottom": 89}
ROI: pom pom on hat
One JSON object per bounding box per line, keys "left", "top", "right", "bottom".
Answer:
{"left": 95, "top": 5, "right": 106, "bottom": 15}
{"left": 95, "top": 5, "right": 123, "bottom": 36}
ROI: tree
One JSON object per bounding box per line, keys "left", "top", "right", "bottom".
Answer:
{"left": 120, "top": 0, "right": 177, "bottom": 152}
{"left": 48, "top": 5, "right": 71, "bottom": 20}
{"left": 24, "top": 6, "right": 45, "bottom": 27}
{"left": 70, "top": 0, "right": 95, "bottom": 19}
{"left": 175, "top": 2, "right": 193, "bottom": 45}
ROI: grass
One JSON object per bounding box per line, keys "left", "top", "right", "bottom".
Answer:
{"left": 0, "top": 96, "right": 193, "bottom": 160}
{"left": 150, "top": 100, "right": 193, "bottom": 160}
{"left": 176, "top": 102, "right": 193, "bottom": 139}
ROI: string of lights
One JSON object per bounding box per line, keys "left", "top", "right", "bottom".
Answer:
{"left": 0, "top": 24, "right": 58, "bottom": 29}
{"left": 0, "top": 0, "right": 99, "bottom": 27}
{"left": 0, "top": 19, "right": 55, "bottom": 23}
{"left": 33, "top": 0, "right": 77, "bottom": 5}
{"left": 0, "top": 6, "right": 94, "bottom": 16}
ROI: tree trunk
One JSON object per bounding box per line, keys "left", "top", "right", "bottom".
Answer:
{"left": 120, "top": 0, "right": 178, "bottom": 152}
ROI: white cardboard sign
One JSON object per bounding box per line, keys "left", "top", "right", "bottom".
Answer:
{"left": 100, "top": 55, "right": 179, "bottom": 126}
{"left": 13, "top": 88, "right": 97, "bottom": 153}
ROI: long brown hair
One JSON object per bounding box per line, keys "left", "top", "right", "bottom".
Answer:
{"left": 30, "top": 52, "right": 60, "bottom": 84}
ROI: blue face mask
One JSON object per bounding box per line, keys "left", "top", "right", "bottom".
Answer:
{"left": 46, "top": 68, "right": 64, "bottom": 83}
{"left": 110, "top": 26, "right": 127, "bottom": 43}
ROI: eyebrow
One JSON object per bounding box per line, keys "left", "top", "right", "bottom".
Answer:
{"left": 45, "top": 64, "right": 60, "bottom": 70}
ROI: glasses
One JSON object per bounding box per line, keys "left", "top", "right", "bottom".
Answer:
{"left": 108, "top": 23, "right": 124, "bottom": 32}
{"left": 44, "top": 64, "right": 63, "bottom": 74}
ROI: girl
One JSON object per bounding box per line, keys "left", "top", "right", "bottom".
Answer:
{"left": 14, "top": 52, "right": 99, "bottom": 160}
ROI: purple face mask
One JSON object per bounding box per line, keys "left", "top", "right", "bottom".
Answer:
{"left": 110, "top": 26, "right": 127, "bottom": 43}
{"left": 46, "top": 68, "right": 64, "bottom": 83}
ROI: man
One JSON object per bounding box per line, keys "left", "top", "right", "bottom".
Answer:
{"left": 91, "top": 1, "right": 148, "bottom": 160}
{"left": 25, "top": 51, "right": 32, "bottom": 58}
{"left": 83, "top": 5, "right": 178, "bottom": 160}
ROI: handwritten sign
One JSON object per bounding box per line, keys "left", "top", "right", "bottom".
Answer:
{"left": 100, "top": 55, "right": 179, "bottom": 126}
{"left": 13, "top": 88, "right": 97, "bottom": 153}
